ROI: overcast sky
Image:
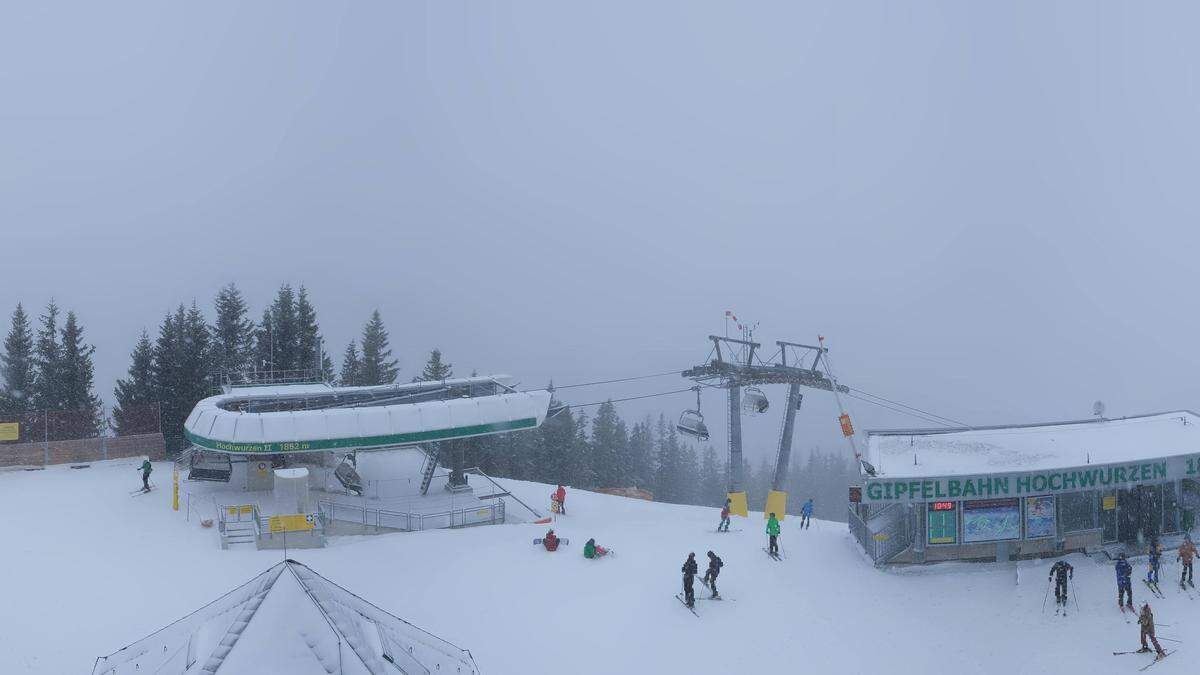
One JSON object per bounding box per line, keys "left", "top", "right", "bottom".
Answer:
{"left": 3, "top": 2, "right": 1199, "bottom": 464}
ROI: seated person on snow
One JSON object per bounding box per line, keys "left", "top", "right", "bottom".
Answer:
{"left": 584, "top": 538, "right": 608, "bottom": 559}
{"left": 543, "top": 529, "right": 560, "bottom": 552}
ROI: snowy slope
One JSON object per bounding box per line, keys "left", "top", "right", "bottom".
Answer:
{"left": 0, "top": 459, "right": 1192, "bottom": 674}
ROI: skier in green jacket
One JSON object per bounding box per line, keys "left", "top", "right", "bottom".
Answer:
{"left": 766, "top": 512, "right": 781, "bottom": 556}
{"left": 138, "top": 457, "right": 153, "bottom": 492}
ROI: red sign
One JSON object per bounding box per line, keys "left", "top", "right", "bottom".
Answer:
{"left": 931, "top": 501, "right": 956, "bottom": 512}
{"left": 848, "top": 486, "right": 862, "bottom": 503}
{"left": 839, "top": 414, "right": 855, "bottom": 437}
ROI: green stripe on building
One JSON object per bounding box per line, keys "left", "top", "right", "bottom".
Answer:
{"left": 184, "top": 417, "right": 539, "bottom": 454}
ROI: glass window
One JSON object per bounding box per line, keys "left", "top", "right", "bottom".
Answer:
{"left": 1024, "top": 495, "right": 1056, "bottom": 538}
{"left": 1059, "top": 491, "right": 1097, "bottom": 532}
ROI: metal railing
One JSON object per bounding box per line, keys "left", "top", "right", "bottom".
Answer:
{"left": 848, "top": 503, "right": 912, "bottom": 566}
{"left": 318, "top": 499, "right": 505, "bottom": 532}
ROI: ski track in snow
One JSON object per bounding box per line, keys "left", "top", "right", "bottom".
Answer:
{"left": 0, "top": 459, "right": 1192, "bottom": 674}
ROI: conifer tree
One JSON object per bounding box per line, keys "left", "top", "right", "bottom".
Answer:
{"left": 296, "top": 286, "right": 332, "bottom": 379}
{"left": 699, "top": 445, "right": 725, "bottom": 507}
{"left": 627, "top": 417, "right": 655, "bottom": 491}
{"left": 1, "top": 303, "right": 35, "bottom": 413}
{"left": 589, "top": 400, "right": 626, "bottom": 487}
{"left": 113, "top": 330, "right": 156, "bottom": 435}
{"left": 418, "top": 348, "right": 453, "bottom": 382}
{"left": 339, "top": 342, "right": 362, "bottom": 386}
{"left": 253, "top": 309, "right": 274, "bottom": 372}
{"left": 211, "top": 283, "right": 255, "bottom": 379}
{"left": 267, "top": 284, "right": 299, "bottom": 372}
{"left": 57, "top": 311, "right": 103, "bottom": 435}
{"left": 358, "top": 310, "right": 398, "bottom": 385}
{"left": 31, "top": 301, "right": 62, "bottom": 411}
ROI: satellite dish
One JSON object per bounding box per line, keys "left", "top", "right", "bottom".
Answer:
{"left": 1093, "top": 401, "right": 1106, "bottom": 419}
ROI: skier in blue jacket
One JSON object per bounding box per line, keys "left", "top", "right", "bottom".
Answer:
{"left": 1115, "top": 552, "right": 1134, "bottom": 610}
{"left": 800, "top": 498, "right": 814, "bottom": 529}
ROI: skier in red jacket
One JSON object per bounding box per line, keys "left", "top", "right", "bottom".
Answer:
{"left": 553, "top": 485, "right": 567, "bottom": 515}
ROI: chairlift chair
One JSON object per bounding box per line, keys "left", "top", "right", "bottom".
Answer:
{"left": 677, "top": 386, "right": 710, "bottom": 441}
{"left": 188, "top": 449, "right": 232, "bottom": 483}
{"left": 743, "top": 386, "right": 769, "bottom": 414}
{"left": 333, "top": 453, "right": 364, "bottom": 495}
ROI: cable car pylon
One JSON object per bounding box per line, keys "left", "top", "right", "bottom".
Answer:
{"left": 681, "top": 332, "right": 849, "bottom": 519}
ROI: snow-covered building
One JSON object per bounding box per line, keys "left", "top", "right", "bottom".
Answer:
{"left": 91, "top": 559, "right": 479, "bottom": 675}
{"left": 850, "top": 411, "right": 1200, "bottom": 565}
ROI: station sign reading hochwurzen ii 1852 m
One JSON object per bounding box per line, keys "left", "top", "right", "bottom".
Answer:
{"left": 862, "top": 454, "right": 1200, "bottom": 503}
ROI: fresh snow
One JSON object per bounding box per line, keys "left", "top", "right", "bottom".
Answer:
{"left": 870, "top": 411, "right": 1200, "bottom": 478}
{"left": 1, "top": 457, "right": 1194, "bottom": 674}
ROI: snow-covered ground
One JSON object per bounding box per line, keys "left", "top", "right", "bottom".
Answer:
{"left": 1, "top": 458, "right": 1193, "bottom": 674}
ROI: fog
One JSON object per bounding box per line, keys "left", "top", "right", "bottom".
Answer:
{"left": 3, "top": 2, "right": 1199, "bottom": 462}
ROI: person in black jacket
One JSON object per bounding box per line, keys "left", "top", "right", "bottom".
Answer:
{"left": 1049, "top": 560, "right": 1074, "bottom": 609}
{"left": 682, "top": 553, "right": 698, "bottom": 608}
{"left": 703, "top": 551, "right": 724, "bottom": 598}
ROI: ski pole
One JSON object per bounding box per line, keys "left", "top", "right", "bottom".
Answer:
{"left": 1156, "top": 636, "right": 1182, "bottom": 643}
{"left": 1071, "top": 582, "right": 1079, "bottom": 612}
{"left": 1041, "top": 579, "right": 1051, "bottom": 614}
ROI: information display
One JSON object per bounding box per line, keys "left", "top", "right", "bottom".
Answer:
{"left": 1024, "top": 495, "right": 1056, "bottom": 539}
{"left": 927, "top": 501, "right": 957, "bottom": 544}
{"left": 962, "top": 498, "right": 1021, "bottom": 543}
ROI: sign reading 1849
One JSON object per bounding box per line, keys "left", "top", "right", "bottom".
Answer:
{"left": 864, "top": 455, "right": 1200, "bottom": 503}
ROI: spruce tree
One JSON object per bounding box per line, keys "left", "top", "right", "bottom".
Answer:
{"left": 418, "top": 348, "right": 453, "bottom": 382}
{"left": 113, "top": 330, "right": 156, "bottom": 435}
{"left": 211, "top": 283, "right": 255, "bottom": 379}
{"left": 151, "top": 304, "right": 212, "bottom": 450}
{"left": 627, "top": 417, "right": 655, "bottom": 492}
{"left": 296, "top": 286, "right": 332, "bottom": 378}
{"left": 268, "top": 284, "right": 299, "bottom": 372}
{"left": 589, "top": 400, "right": 625, "bottom": 488}
{"left": 699, "top": 445, "right": 725, "bottom": 507}
{"left": 358, "top": 310, "right": 398, "bottom": 385}
{"left": 654, "top": 415, "right": 684, "bottom": 503}
{"left": 57, "top": 311, "right": 103, "bottom": 436}
{"left": 31, "top": 301, "right": 62, "bottom": 411}
{"left": 339, "top": 342, "right": 362, "bottom": 386}
{"left": 253, "top": 309, "right": 274, "bottom": 372}
{"left": 1, "top": 303, "right": 35, "bottom": 413}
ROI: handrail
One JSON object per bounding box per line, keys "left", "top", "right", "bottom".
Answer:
{"left": 317, "top": 499, "right": 504, "bottom": 532}
{"left": 464, "top": 467, "right": 541, "bottom": 519}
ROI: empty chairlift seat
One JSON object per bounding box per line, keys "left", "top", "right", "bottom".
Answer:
{"left": 677, "top": 410, "right": 709, "bottom": 441}
{"left": 743, "top": 387, "right": 769, "bottom": 414}
{"left": 189, "top": 450, "right": 233, "bottom": 482}
{"left": 333, "top": 455, "right": 363, "bottom": 495}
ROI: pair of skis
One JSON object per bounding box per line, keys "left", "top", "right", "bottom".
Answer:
{"left": 1143, "top": 579, "right": 1165, "bottom": 599}
{"left": 1113, "top": 650, "right": 1175, "bottom": 671}
{"left": 129, "top": 487, "right": 154, "bottom": 497}
{"left": 763, "top": 548, "right": 785, "bottom": 561}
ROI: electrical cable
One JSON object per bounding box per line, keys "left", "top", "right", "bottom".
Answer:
{"left": 846, "top": 386, "right": 970, "bottom": 428}
{"left": 539, "top": 369, "right": 686, "bottom": 391}
{"left": 565, "top": 387, "right": 696, "bottom": 409}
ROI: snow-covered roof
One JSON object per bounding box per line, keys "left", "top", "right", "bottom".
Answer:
{"left": 867, "top": 410, "right": 1200, "bottom": 479}
{"left": 184, "top": 375, "right": 552, "bottom": 454}
{"left": 92, "top": 560, "right": 478, "bottom": 675}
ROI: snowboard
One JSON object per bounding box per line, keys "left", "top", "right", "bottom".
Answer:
{"left": 533, "top": 538, "right": 569, "bottom": 546}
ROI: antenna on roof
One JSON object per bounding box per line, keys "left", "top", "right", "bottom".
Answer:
{"left": 1093, "top": 400, "right": 1106, "bottom": 420}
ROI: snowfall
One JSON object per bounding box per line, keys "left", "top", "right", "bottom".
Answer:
{"left": 1, "top": 457, "right": 1193, "bottom": 674}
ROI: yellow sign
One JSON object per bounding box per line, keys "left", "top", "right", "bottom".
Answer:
{"left": 727, "top": 491, "right": 749, "bottom": 518}
{"left": 873, "top": 533, "right": 890, "bottom": 541}
{"left": 0, "top": 422, "right": 18, "bottom": 441}
{"left": 172, "top": 471, "right": 179, "bottom": 512}
{"left": 226, "top": 504, "right": 255, "bottom": 517}
{"left": 1103, "top": 496, "right": 1117, "bottom": 510}
{"left": 764, "top": 490, "right": 787, "bottom": 520}
{"left": 269, "top": 513, "right": 316, "bottom": 533}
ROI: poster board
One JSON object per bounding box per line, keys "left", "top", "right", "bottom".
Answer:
{"left": 1024, "top": 495, "right": 1056, "bottom": 539}
{"left": 927, "top": 501, "right": 957, "bottom": 544}
{"left": 962, "top": 498, "right": 1021, "bottom": 543}
{"left": 0, "top": 422, "right": 18, "bottom": 441}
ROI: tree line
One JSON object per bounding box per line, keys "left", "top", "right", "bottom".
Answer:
{"left": 0, "top": 285, "right": 856, "bottom": 519}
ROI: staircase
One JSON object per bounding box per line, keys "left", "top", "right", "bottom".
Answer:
{"left": 219, "top": 505, "right": 261, "bottom": 549}
{"left": 418, "top": 445, "right": 440, "bottom": 495}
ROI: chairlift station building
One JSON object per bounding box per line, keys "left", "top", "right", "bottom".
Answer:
{"left": 849, "top": 411, "right": 1200, "bottom": 565}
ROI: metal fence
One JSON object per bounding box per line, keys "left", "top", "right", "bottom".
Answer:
{"left": 0, "top": 403, "right": 164, "bottom": 467}
{"left": 848, "top": 503, "right": 913, "bottom": 566}
{"left": 317, "top": 499, "right": 505, "bottom": 532}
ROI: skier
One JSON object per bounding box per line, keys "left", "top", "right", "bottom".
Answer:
{"left": 552, "top": 484, "right": 567, "bottom": 515}
{"left": 1177, "top": 535, "right": 1196, "bottom": 588}
{"left": 681, "top": 552, "right": 698, "bottom": 608}
{"left": 137, "top": 457, "right": 153, "bottom": 492}
{"left": 1136, "top": 603, "right": 1167, "bottom": 660}
{"left": 1048, "top": 560, "right": 1073, "bottom": 610}
{"left": 1116, "top": 552, "right": 1134, "bottom": 610}
{"left": 800, "top": 498, "right": 814, "bottom": 530}
{"left": 703, "top": 550, "right": 723, "bottom": 598}
{"left": 717, "top": 498, "right": 731, "bottom": 532}
{"left": 1147, "top": 539, "right": 1162, "bottom": 585}
{"left": 766, "top": 512, "right": 781, "bottom": 556}
{"left": 542, "top": 529, "right": 560, "bottom": 552}
{"left": 583, "top": 538, "right": 608, "bottom": 559}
